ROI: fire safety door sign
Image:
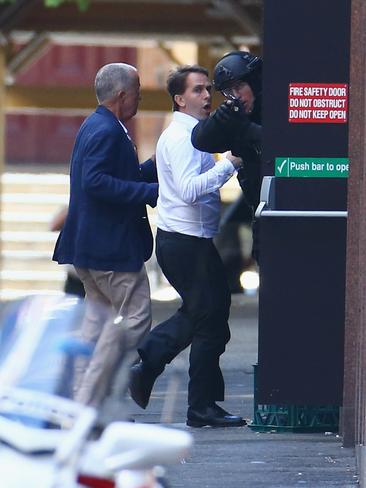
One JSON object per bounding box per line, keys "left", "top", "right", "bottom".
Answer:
{"left": 288, "top": 83, "right": 348, "bottom": 123}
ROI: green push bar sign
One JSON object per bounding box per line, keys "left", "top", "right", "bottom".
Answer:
{"left": 275, "top": 157, "right": 349, "bottom": 178}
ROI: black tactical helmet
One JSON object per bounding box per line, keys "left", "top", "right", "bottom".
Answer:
{"left": 213, "top": 51, "right": 262, "bottom": 95}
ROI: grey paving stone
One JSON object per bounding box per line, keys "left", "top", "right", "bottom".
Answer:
{"left": 109, "top": 296, "right": 358, "bottom": 487}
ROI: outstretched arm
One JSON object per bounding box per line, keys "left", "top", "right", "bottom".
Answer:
{"left": 192, "top": 101, "right": 252, "bottom": 154}
{"left": 191, "top": 114, "right": 231, "bottom": 153}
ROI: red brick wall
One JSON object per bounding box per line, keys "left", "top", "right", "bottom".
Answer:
{"left": 6, "top": 45, "right": 137, "bottom": 165}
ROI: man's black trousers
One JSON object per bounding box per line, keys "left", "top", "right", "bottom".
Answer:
{"left": 138, "top": 228, "right": 231, "bottom": 409}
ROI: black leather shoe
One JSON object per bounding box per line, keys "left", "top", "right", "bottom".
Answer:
{"left": 212, "top": 403, "right": 247, "bottom": 423}
{"left": 186, "top": 404, "right": 247, "bottom": 428}
{"left": 129, "top": 362, "right": 158, "bottom": 409}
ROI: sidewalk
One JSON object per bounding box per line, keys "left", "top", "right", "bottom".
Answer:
{"left": 124, "top": 296, "right": 357, "bottom": 487}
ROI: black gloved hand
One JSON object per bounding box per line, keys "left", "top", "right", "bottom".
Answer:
{"left": 213, "top": 102, "right": 235, "bottom": 124}
{"left": 213, "top": 100, "right": 243, "bottom": 123}
{"left": 213, "top": 100, "right": 251, "bottom": 134}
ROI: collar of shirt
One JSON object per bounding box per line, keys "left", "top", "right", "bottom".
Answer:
{"left": 118, "top": 120, "right": 129, "bottom": 136}
{"left": 172, "top": 111, "right": 199, "bottom": 130}
{"left": 118, "top": 120, "right": 139, "bottom": 162}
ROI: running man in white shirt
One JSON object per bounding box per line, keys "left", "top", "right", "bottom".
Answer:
{"left": 130, "top": 65, "right": 246, "bottom": 427}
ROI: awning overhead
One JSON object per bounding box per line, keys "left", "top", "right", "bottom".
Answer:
{"left": 0, "top": 0, "right": 263, "bottom": 48}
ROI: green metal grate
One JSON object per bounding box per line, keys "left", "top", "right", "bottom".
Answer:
{"left": 249, "top": 365, "right": 340, "bottom": 432}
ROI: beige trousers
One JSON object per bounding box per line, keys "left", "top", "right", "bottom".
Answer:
{"left": 73, "top": 265, "right": 151, "bottom": 406}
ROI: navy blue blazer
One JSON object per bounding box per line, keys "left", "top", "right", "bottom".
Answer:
{"left": 53, "top": 105, "right": 158, "bottom": 272}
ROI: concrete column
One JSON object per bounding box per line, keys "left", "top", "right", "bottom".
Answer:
{"left": 342, "top": 0, "right": 366, "bottom": 449}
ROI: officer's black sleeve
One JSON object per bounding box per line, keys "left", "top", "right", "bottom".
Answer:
{"left": 244, "top": 122, "right": 262, "bottom": 147}
{"left": 192, "top": 102, "right": 255, "bottom": 154}
{"left": 236, "top": 157, "right": 262, "bottom": 209}
{"left": 191, "top": 115, "right": 231, "bottom": 153}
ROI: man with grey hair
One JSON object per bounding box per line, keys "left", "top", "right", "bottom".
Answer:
{"left": 95, "top": 63, "right": 136, "bottom": 103}
{"left": 53, "top": 63, "right": 158, "bottom": 408}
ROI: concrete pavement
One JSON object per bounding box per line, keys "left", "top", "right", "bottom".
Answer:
{"left": 115, "top": 295, "right": 358, "bottom": 487}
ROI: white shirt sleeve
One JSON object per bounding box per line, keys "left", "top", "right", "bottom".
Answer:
{"left": 166, "top": 133, "right": 235, "bottom": 204}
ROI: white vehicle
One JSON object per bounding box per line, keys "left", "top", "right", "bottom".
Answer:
{"left": 0, "top": 295, "right": 193, "bottom": 488}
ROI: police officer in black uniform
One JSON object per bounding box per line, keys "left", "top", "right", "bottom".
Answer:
{"left": 191, "top": 51, "right": 262, "bottom": 261}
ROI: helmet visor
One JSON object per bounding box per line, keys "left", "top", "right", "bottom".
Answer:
{"left": 221, "top": 80, "right": 248, "bottom": 100}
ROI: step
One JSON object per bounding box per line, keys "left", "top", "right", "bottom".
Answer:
{"left": 1, "top": 212, "right": 56, "bottom": 232}
{"left": 0, "top": 172, "right": 161, "bottom": 298}
{"left": 2, "top": 253, "right": 61, "bottom": 271}
{"left": 1, "top": 192, "right": 68, "bottom": 217}
{"left": 1, "top": 231, "right": 58, "bottom": 252}
{"left": 1, "top": 269, "right": 66, "bottom": 282}
{"left": 1, "top": 201, "right": 68, "bottom": 215}
{"left": 2, "top": 193, "right": 68, "bottom": 203}
{"left": 1, "top": 231, "right": 57, "bottom": 241}
{"left": 1, "top": 270, "right": 66, "bottom": 293}
{"left": 2, "top": 250, "right": 53, "bottom": 259}
{"left": 2, "top": 173, "right": 69, "bottom": 195}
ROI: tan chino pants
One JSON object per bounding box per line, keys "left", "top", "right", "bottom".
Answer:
{"left": 73, "top": 265, "right": 151, "bottom": 407}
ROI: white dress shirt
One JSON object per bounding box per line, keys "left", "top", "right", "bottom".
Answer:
{"left": 156, "top": 111, "right": 236, "bottom": 238}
